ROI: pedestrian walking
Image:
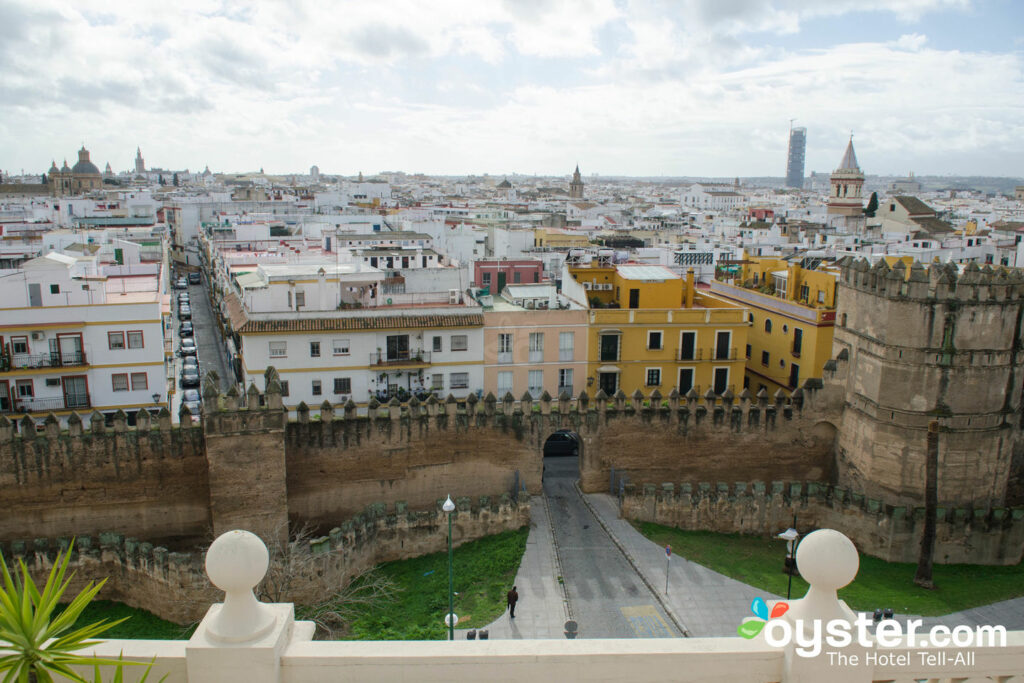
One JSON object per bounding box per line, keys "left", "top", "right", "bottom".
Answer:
{"left": 507, "top": 586, "right": 519, "bottom": 618}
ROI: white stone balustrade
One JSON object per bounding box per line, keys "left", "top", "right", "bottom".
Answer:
{"left": 70, "top": 528, "right": 1024, "bottom": 683}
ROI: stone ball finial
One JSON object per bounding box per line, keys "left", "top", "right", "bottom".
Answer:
{"left": 795, "top": 528, "right": 858, "bottom": 591}
{"left": 786, "top": 529, "right": 859, "bottom": 626}
{"left": 204, "top": 530, "right": 275, "bottom": 643}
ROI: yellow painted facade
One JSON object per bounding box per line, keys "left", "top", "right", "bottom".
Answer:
{"left": 570, "top": 263, "right": 748, "bottom": 397}
{"left": 534, "top": 229, "right": 590, "bottom": 249}
{"left": 710, "top": 254, "right": 839, "bottom": 393}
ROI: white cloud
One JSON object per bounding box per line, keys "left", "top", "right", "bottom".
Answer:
{"left": 0, "top": 0, "right": 1018, "bottom": 177}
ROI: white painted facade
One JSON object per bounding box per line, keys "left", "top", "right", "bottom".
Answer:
{"left": 240, "top": 318, "right": 484, "bottom": 408}
{"left": 0, "top": 253, "right": 167, "bottom": 421}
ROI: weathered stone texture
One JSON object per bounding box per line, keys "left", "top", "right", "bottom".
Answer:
{"left": 621, "top": 481, "right": 1024, "bottom": 565}
{"left": 9, "top": 496, "right": 528, "bottom": 624}
{"left": 827, "top": 259, "right": 1024, "bottom": 507}
{"left": 0, "top": 412, "right": 209, "bottom": 543}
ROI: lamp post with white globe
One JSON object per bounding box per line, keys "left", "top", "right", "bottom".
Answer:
{"left": 443, "top": 494, "right": 456, "bottom": 640}
{"left": 777, "top": 526, "right": 800, "bottom": 600}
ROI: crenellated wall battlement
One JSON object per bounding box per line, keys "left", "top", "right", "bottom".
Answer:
{"left": 621, "top": 479, "right": 1024, "bottom": 566}
{"left": 827, "top": 258, "right": 1024, "bottom": 508}
{"left": 7, "top": 495, "right": 529, "bottom": 624}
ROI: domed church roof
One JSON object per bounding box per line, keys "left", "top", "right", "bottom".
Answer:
{"left": 71, "top": 145, "right": 100, "bottom": 175}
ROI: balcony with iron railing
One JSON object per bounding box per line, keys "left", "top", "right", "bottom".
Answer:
{"left": 369, "top": 350, "right": 431, "bottom": 367}
{"left": 708, "top": 347, "right": 739, "bottom": 361}
{"left": 10, "top": 394, "right": 91, "bottom": 413}
{"left": 676, "top": 348, "right": 704, "bottom": 362}
{"left": 1, "top": 350, "right": 89, "bottom": 372}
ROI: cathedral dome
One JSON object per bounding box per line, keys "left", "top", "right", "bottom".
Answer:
{"left": 71, "top": 146, "right": 100, "bottom": 175}
{"left": 71, "top": 159, "right": 100, "bottom": 175}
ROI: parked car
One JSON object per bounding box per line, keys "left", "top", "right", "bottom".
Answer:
{"left": 188, "top": 272, "right": 201, "bottom": 285}
{"left": 180, "top": 366, "right": 201, "bottom": 388}
{"left": 182, "top": 355, "right": 199, "bottom": 369}
{"left": 179, "top": 338, "right": 197, "bottom": 356}
{"left": 543, "top": 429, "right": 580, "bottom": 457}
{"left": 181, "top": 389, "right": 201, "bottom": 421}
{"left": 178, "top": 293, "right": 190, "bottom": 304}
{"left": 174, "top": 278, "right": 188, "bottom": 290}
{"left": 179, "top": 321, "right": 194, "bottom": 337}
{"left": 179, "top": 305, "right": 192, "bottom": 320}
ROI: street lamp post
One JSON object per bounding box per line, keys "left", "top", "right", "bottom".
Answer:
{"left": 442, "top": 494, "right": 456, "bottom": 641}
{"left": 777, "top": 526, "right": 800, "bottom": 600}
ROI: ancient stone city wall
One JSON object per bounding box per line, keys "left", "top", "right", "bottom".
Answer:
{"left": 8, "top": 496, "right": 529, "bottom": 625}
{"left": 621, "top": 480, "right": 1024, "bottom": 566}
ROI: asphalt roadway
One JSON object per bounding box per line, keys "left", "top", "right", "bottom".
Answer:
{"left": 543, "top": 455, "right": 679, "bottom": 638}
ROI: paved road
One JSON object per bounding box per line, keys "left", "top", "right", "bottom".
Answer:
{"left": 188, "top": 273, "right": 233, "bottom": 393}
{"left": 544, "top": 456, "right": 679, "bottom": 639}
{"left": 169, "top": 271, "right": 234, "bottom": 421}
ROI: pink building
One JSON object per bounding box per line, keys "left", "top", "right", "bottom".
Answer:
{"left": 482, "top": 284, "right": 588, "bottom": 400}
{"left": 473, "top": 259, "right": 544, "bottom": 291}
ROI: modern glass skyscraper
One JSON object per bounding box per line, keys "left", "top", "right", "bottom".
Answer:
{"left": 786, "top": 127, "right": 806, "bottom": 189}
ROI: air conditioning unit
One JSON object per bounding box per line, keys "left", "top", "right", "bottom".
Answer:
{"left": 582, "top": 282, "right": 592, "bottom": 290}
{"left": 45, "top": 378, "right": 60, "bottom": 386}
{"left": 448, "top": 289, "right": 460, "bottom": 304}
{"left": 525, "top": 300, "right": 535, "bottom": 309}
{"left": 603, "top": 283, "right": 614, "bottom": 291}
{"left": 30, "top": 331, "right": 44, "bottom": 340}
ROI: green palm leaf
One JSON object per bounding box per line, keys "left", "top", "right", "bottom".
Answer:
{"left": 0, "top": 540, "right": 147, "bottom": 683}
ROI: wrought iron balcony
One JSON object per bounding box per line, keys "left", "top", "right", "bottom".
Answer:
{"left": 369, "top": 350, "right": 431, "bottom": 366}
{"left": 2, "top": 351, "right": 88, "bottom": 372}
{"left": 12, "top": 394, "right": 91, "bottom": 413}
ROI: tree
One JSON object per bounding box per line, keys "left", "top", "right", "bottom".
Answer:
{"left": 258, "top": 522, "right": 398, "bottom": 638}
{"left": 172, "top": 173, "right": 179, "bottom": 187}
{"left": 158, "top": 175, "right": 165, "bottom": 186}
{"left": 914, "top": 420, "right": 940, "bottom": 588}
{"left": 863, "top": 191, "right": 879, "bottom": 217}
{"left": 0, "top": 541, "right": 140, "bottom": 682}
{"left": 41, "top": 174, "right": 47, "bottom": 185}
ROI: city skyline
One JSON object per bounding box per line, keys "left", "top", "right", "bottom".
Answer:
{"left": 1, "top": 0, "right": 1022, "bottom": 178}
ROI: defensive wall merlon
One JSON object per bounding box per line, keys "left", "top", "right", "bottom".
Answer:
{"left": 5, "top": 495, "right": 529, "bottom": 624}
{"left": 0, "top": 362, "right": 835, "bottom": 547}
{"left": 621, "top": 480, "right": 1024, "bottom": 566}
{"left": 836, "top": 256, "right": 1024, "bottom": 303}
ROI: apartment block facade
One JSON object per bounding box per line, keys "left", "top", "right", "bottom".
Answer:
{"left": 0, "top": 252, "right": 167, "bottom": 422}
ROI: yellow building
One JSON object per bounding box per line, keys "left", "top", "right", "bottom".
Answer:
{"left": 534, "top": 228, "right": 590, "bottom": 249}
{"left": 709, "top": 254, "right": 839, "bottom": 393}
{"left": 569, "top": 262, "right": 748, "bottom": 397}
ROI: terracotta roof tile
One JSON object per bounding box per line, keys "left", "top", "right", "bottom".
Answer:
{"left": 240, "top": 313, "right": 483, "bottom": 334}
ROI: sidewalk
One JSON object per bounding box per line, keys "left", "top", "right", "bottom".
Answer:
{"left": 581, "top": 491, "right": 780, "bottom": 637}
{"left": 581, "top": 490, "right": 1024, "bottom": 636}
{"left": 459, "top": 494, "right": 570, "bottom": 640}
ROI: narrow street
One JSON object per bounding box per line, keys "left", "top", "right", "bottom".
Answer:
{"left": 188, "top": 271, "right": 234, "bottom": 393}
{"left": 543, "top": 455, "right": 679, "bottom": 638}
{"left": 169, "top": 267, "right": 235, "bottom": 420}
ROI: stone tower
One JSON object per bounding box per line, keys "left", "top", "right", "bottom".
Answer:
{"left": 569, "top": 164, "right": 584, "bottom": 199}
{"left": 825, "top": 257, "right": 1024, "bottom": 507}
{"left": 135, "top": 146, "right": 146, "bottom": 175}
{"left": 827, "top": 137, "right": 864, "bottom": 217}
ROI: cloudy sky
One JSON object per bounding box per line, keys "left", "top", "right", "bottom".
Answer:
{"left": 1, "top": 0, "right": 1022, "bottom": 178}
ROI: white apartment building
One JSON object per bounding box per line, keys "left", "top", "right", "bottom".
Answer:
{"left": 226, "top": 256, "right": 484, "bottom": 410}
{"left": 681, "top": 184, "right": 746, "bottom": 211}
{"left": 0, "top": 252, "right": 168, "bottom": 423}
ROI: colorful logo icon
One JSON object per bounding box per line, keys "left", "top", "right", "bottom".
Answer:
{"left": 737, "top": 597, "right": 789, "bottom": 638}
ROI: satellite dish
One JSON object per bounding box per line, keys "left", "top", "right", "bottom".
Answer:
{"left": 386, "top": 298, "right": 393, "bottom": 304}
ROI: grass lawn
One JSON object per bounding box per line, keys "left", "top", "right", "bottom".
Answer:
{"left": 343, "top": 526, "right": 529, "bottom": 640}
{"left": 57, "top": 527, "right": 529, "bottom": 641}
{"left": 55, "top": 600, "right": 196, "bottom": 640}
{"left": 634, "top": 523, "right": 1024, "bottom": 617}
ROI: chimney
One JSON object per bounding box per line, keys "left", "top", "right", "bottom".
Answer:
{"left": 685, "top": 268, "right": 695, "bottom": 308}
